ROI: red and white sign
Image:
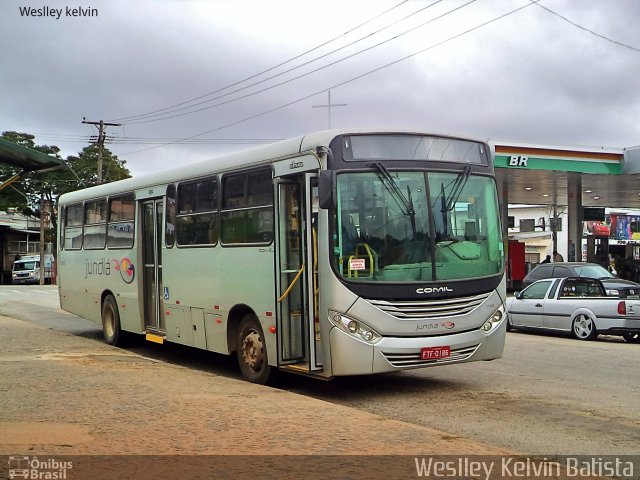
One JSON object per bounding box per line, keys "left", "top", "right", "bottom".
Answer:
{"left": 349, "top": 258, "right": 366, "bottom": 271}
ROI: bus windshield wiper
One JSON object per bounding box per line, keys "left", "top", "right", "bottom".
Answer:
{"left": 436, "top": 165, "right": 471, "bottom": 238}
{"left": 442, "top": 165, "right": 471, "bottom": 212}
{"left": 372, "top": 162, "right": 416, "bottom": 237}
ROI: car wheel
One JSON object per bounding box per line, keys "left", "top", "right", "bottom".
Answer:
{"left": 572, "top": 314, "right": 597, "bottom": 341}
{"left": 623, "top": 332, "right": 640, "bottom": 344}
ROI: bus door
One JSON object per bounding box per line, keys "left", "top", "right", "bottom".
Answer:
{"left": 141, "top": 198, "right": 165, "bottom": 334}
{"left": 274, "top": 172, "right": 322, "bottom": 372}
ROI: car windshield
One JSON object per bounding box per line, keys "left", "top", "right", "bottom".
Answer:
{"left": 13, "top": 261, "right": 37, "bottom": 271}
{"left": 331, "top": 171, "right": 503, "bottom": 282}
{"left": 574, "top": 265, "right": 613, "bottom": 278}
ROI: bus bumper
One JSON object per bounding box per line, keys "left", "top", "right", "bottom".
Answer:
{"left": 329, "top": 321, "right": 506, "bottom": 376}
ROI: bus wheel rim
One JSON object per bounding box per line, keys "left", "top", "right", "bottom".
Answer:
{"left": 104, "top": 308, "right": 115, "bottom": 339}
{"left": 241, "top": 330, "right": 264, "bottom": 373}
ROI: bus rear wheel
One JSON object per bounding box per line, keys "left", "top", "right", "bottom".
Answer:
{"left": 102, "top": 294, "right": 125, "bottom": 346}
{"left": 237, "top": 314, "right": 272, "bottom": 384}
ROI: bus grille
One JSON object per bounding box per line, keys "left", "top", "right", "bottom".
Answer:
{"left": 383, "top": 344, "right": 479, "bottom": 368}
{"left": 365, "top": 292, "right": 490, "bottom": 320}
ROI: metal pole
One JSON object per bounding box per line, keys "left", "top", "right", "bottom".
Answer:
{"left": 97, "top": 120, "right": 104, "bottom": 184}
{"left": 328, "top": 91, "right": 332, "bottom": 129}
{"left": 552, "top": 204, "right": 558, "bottom": 259}
{"left": 39, "top": 193, "right": 45, "bottom": 285}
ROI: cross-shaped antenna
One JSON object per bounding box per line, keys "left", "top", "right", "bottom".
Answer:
{"left": 312, "top": 90, "right": 347, "bottom": 129}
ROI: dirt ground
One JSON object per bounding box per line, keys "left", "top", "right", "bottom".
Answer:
{"left": 0, "top": 314, "right": 513, "bottom": 457}
{"left": 3, "top": 314, "right": 620, "bottom": 479}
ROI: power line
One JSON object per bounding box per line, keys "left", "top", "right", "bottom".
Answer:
{"left": 530, "top": 0, "right": 640, "bottom": 53}
{"left": 109, "top": 0, "right": 411, "bottom": 123}
{"left": 121, "top": 0, "right": 539, "bottom": 156}
{"left": 106, "top": 137, "right": 281, "bottom": 145}
{"left": 24, "top": 133, "right": 281, "bottom": 145}
{"left": 121, "top": 0, "right": 468, "bottom": 126}
{"left": 116, "top": 0, "right": 447, "bottom": 125}
{"left": 29, "top": 133, "right": 92, "bottom": 140}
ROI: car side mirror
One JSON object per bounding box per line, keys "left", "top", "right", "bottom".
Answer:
{"left": 514, "top": 291, "right": 521, "bottom": 299}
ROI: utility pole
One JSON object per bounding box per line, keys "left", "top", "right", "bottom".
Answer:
{"left": 39, "top": 193, "right": 45, "bottom": 285}
{"left": 312, "top": 90, "right": 347, "bottom": 129}
{"left": 82, "top": 118, "right": 120, "bottom": 184}
{"left": 38, "top": 196, "right": 52, "bottom": 285}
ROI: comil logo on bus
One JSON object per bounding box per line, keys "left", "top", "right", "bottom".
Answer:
{"left": 416, "top": 286, "right": 453, "bottom": 294}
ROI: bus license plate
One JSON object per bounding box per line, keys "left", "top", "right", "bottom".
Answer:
{"left": 420, "top": 346, "right": 451, "bottom": 360}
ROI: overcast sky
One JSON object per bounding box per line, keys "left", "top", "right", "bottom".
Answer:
{"left": 2, "top": 0, "right": 639, "bottom": 176}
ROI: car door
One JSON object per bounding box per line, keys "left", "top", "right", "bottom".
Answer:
{"left": 509, "top": 280, "right": 554, "bottom": 328}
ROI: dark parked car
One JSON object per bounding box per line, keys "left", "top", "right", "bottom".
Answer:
{"left": 521, "top": 262, "right": 640, "bottom": 298}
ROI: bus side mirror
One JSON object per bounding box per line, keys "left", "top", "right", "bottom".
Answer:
{"left": 318, "top": 170, "right": 336, "bottom": 209}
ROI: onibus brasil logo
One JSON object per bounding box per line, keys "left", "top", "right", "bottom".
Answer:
{"left": 8, "top": 456, "right": 73, "bottom": 479}
{"left": 85, "top": 257, "right": 135, "bottom": 283}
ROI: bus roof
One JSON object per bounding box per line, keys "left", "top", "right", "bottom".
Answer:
{"left": 58, "top": 129, "right": 487, "bottom": 205}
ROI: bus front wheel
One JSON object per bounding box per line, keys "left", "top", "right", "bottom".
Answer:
{"left": 102, "top": 295, "right": 124, "bottom": 346}
{"left": 237, "top": 314, "right": 272, "bottom": 384}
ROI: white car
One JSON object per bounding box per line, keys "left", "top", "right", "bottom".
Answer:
{"left": 507, "top": 277, "right": 640, "bottom": 342}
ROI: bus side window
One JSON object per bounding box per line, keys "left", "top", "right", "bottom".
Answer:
{"left": 176, "top": 178, "right": 218, "bottom": 247}
{"left": 108, "top": 194, "right": 135, "bottom": 249}
{"left": 166, "top": 184, "right": 176, "bottom": 248}
{"left": 221, "top": 168, "right": 273, "bottom": 245}
{"left": 64, "top": 203, "right": 84, "bottom": 250}
{"left": 84, "top": 199, "right": 107, "bottom": 249}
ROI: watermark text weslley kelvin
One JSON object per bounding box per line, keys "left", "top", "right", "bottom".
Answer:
{"left": 18, "top": 6, "right": 98, "bottom": 19}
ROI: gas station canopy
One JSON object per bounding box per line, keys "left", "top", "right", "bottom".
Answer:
{"left": 0, "top": 137, "right": 64, "bottom": 192}
{"left": 0, "top": 137, "right": 64, "bottom": 172}
{"left": 494, "top": 143, "right": 640, "bottom": 209}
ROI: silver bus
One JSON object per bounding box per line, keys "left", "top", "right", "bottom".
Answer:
{"left": 57, "top": 130, "right": 506, "bottom": 383}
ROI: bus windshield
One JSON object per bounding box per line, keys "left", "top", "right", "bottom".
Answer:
{"left": 332, "top": 170, "right": 503, "bottom": 282}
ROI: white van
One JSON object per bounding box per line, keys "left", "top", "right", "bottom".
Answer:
{"left": 12, "top": 254, "right": 54, "bottom": 284}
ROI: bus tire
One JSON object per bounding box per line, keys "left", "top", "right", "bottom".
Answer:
{"left": 102, "top": 294, "right": 125, "bottom": 347}
{"left": 237, "top": 314, "right": 272, "bottom": 384}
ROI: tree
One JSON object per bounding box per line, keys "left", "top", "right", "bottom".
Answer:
{"left": 1, "top": 131, "right": 131, "bottom": 251}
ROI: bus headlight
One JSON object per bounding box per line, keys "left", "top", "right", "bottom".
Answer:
{"left": 482, "top": 305, "right": 505, "bottom": 334}
{"left": 329, "top": 311, "right": 381, "bottom": 344}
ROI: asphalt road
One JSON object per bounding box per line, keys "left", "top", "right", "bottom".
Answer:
{"left": 1, "top": 285, "right": 639, "bottom": 456}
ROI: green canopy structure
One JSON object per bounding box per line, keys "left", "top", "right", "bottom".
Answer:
{"left": 0, "top": 137, "right": 64, "bottom": 191}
